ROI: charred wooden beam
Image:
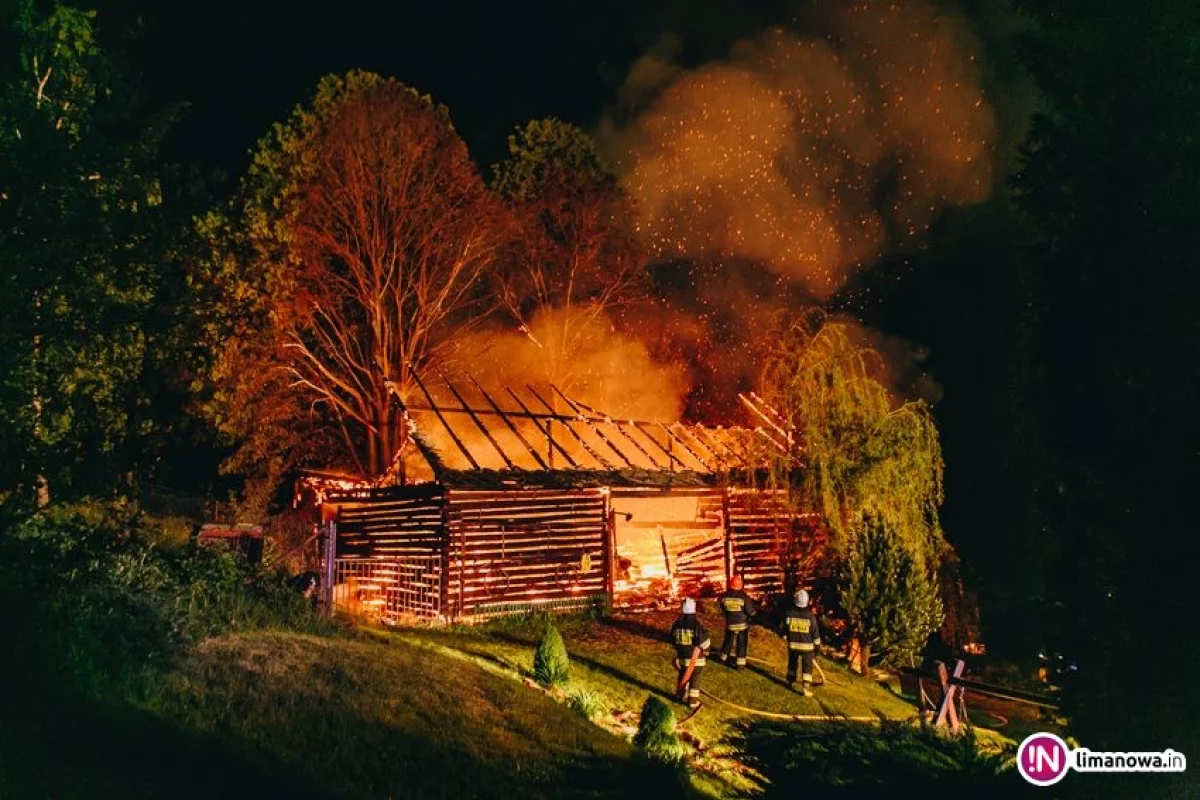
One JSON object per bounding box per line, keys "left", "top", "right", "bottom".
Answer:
{"left": 704, "top": 426, "right": 755, "bottom": 469}
{"left": 503, "top": 387, "right": 580, "bottom": 468}
{"left": 664, "top": 422, "right": 708, "bottom": 469}
{"left": 411, "top": 370, "right": 480, "bottom": 469}
{"left": 561, "top": 395, "right": 667, "bottom": 470}
{"left": 526, "top": 385, "right": 618, "bottom": 470}
{"left": 440, "top": 373, "right": 517, "bottom": 470}
{"left": 551, "top": 385, "right": 637, "bottom": 469}
{"left": 468, "top": 374, "right": 549, "bottom": 470}
{"left": 740, "top": 393, "right": 793, "bottom": 448}
{"left": 631, "top": 421, "right": 688, "bottom": 471}
{"left": 753, "top": 425, "right": 788, "bottom": 454}
{"left": 676, "top": 424, "right": 725, "bottom": 470}
{"left": 749, "top": 392, "right": 791, "bottom": 429}
{"left": 670, "top": 424, "right": 728, "bottom": 472}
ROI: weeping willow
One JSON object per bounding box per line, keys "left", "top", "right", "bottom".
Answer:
{"left": 760, "top": 309, "right": 946, "bottom": 569}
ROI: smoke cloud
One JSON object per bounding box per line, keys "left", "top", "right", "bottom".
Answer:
{"left": 602, "top": 0, "right": 997, "bottom": 300}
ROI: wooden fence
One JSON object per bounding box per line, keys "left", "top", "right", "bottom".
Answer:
{"left": 444, "top": 489, "right": 608, "bottom": 619}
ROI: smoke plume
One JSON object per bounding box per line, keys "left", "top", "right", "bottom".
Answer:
{"left": 602, "top": 0, "right": 997, "bottom": 300}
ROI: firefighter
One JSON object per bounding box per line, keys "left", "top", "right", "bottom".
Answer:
{"left": 718, "top": 574, "right": 757, "bottom": 669}
{"left": 781, "top": 589, "right": 821, "bottom": 696}
{"left": 670, "top": 598, "right": 710, "bottom": 708}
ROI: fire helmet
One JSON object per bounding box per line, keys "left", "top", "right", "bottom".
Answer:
{"left": 794, "top": 589, "right": 810, "bottom": 608}
{"left": 682, "top": 598, "right": 697, "bottom": 614}
{"left": 730, "top": 575, "right": 744, "bottom": 591}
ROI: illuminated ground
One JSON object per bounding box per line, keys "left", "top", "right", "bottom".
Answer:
{"left": 1, "top": 606, "right": 1017, "bottom": 798}
{"left": 389, "top": 605, "right": 949, "bottom": 795}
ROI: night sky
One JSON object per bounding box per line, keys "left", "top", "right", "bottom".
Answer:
{"left": 103, "top": 0, "right": 783, "bottom": 174}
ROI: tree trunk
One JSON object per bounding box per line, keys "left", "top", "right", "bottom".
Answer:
{"left": 35, "top": 474, "right": 50, "bottom": 509}
{"left": 848, "top": 634, "right": 870, "bottom": 674}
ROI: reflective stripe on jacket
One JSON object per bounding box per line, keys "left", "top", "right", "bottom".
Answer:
{"left": 781, "top": 606, "right": 821, "bottom": 651}
{"left": 671, "top": 614, "right": 711, "bottom": 663}
{"left": 719, "top": 589, "right": 757, "bottom": 631}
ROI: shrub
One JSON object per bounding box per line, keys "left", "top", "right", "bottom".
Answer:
{"left": 839, "top": 513, "right": 943, "bottom": 668}
{"left": 566, "top": 688, "right": 603, "bottom": 721}
{"left": 633, "top": 696, "right": 687, "bottom": 765}
{"left": 0, "top": 501, "right": 332, "bottom": 698}
{"left": 734, "top": 718, "right": 1012, "bottom": 792}
{"left": 532, "top": 620, "right": 570, "bottom": 687}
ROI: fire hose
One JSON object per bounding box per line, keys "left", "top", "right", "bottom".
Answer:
{"left": 697, "top": 689, "right": 879, "bottom": 722}
{"left": 744, "top": 654, "right": 846, "bottom": 687}
{"left": 677, "top": 646, "right": 701, "bottom": 700}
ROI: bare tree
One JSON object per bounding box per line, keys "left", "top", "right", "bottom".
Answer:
{"left": 214, "top": 72, "right": 505, "bottom": 485}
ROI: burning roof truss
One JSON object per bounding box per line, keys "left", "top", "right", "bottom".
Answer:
{"left": 396, "top": 373, "right": 793, "bottom": 488}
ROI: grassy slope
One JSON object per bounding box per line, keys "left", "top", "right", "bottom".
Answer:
{"left": 0, "top": 604, "right": 1010, "bottom": 799}
{"left": 1, "top": 630, "right": 687, "bottom": 800}
{"left": 153, "top": 631, "right": 689, "bottom": 799}
{"left": 396, "top": 603, "right": 921, "bottom": 795}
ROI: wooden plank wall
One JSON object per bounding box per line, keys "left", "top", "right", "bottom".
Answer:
{"left": 445, "top": 489, "right": 608, "bottom": 619}
{"left": 727, "top": 489, "right": 789, "bottom": 597}
{"left": 334, "top": 485, "right": 447, "bottom": 558}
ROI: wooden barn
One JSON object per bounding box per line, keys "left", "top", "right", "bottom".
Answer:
{"left": 309, "top": 377, "right": 813, "bottom": 624}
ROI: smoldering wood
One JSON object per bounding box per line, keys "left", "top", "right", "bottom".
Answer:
{"left": 525, "top": 384, "right": 618, "bottom": 470}
{"left": 411, "top": 368, "right": 480, "bottom": 469}
{"left": 468, "top": 374, "right": 549, "bottom": 470}
{"left": 551, "top": 385, "right": 638, "bottom": 469}
{"left": 440, "top": 372, "right": 516, "bottom": 470}
{"left": 503, "top": 386, "right": 580, "bottom": 468}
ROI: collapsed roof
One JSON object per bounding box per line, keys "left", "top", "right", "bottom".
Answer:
{"left": 396, "top": 374, "right": 794, "bottom": 489}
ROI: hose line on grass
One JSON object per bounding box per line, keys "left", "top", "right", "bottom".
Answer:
{"left": 697, "top": 690, "right": 881, "bottom": 722}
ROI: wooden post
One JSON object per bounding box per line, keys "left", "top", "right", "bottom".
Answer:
{"left": 602, "top": 497, "right": 615, "bottom": 612}
{"left": 934, "top": 659, "right": 965, "bottom": 733}
{"left": 659, "top": 526, "right": 672, "bottom": 575}
{"left": 722, "top": 509, "right": 732, "bottom": 584}
{"left": 439, "top": 491, "right": 451, "bottom": 623}
{"left": 322, "top": 519, "right": 337, "bottom": 613}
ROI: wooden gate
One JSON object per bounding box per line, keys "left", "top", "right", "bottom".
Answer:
{"left": 334, "top": 554, "right": 442, "bottom": 622}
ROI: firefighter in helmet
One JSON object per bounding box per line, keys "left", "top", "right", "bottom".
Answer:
{"left": 781, "top": 589, "right": 822, "bottom": 696}
{"left": 718, "top": 574, "right": 757, "bottom": 669}
{"left": 670, "top": 598, "right": 710, "bottom": 708}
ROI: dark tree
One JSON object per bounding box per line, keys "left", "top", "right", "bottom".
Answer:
{"left": 1015, "top": 0, "right": 1200, "bottom": 760}
{"left": 0, "top": 1, "right": 193, "bottom": 505}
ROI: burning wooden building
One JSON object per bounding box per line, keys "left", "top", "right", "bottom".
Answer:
{"left": 308, "top": 376, "right": 814, "bottom": 624}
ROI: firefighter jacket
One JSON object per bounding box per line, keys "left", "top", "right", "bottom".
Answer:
{"left": 781, "top": 606, "right": 821, "bottom": 651}
{"left": 718, "top": 589, "right": 757, "bottom": 631}
{"left": 671, "top": 615, "right": 711, "bottom": 665}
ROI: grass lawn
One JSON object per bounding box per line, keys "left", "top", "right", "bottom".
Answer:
{"left": 2, "top": 630, "right": 689, "bottom": 799}
{"left": 390, "top": 602, "right": 932, "bottom": 795}
{"left": 0, "top": 603, "right": 1021, "bottom": 799}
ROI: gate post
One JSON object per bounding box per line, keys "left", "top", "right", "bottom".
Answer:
{"left": 321, "top": 519, "right": 337, "bottom": 613}
{"left": 602, "top": 491, "right": 615, "bottom": 612}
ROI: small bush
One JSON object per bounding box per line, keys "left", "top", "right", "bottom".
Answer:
{"left": 566, "top": 688, "right": 603, "bottom": 721}
{"left": 633, "top": 696, "right": 687, "bottom": 765}
{"left": 532, "top": 621, "right": 570, "bottom": 687}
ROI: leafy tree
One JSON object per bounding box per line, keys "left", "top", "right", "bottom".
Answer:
{"left": 1014, "top": 0, "right": 1200, "bottom": 757}
{"left": 758, "top": 310, "right": 949, "bottom": 666}
{"left": 0, "top": 0, "right": 187, "bottom": 505}
{"left": 839, "top": 513, "right": 943, "bottom": 668}
{"left": 201, "top": 71, "right": 505, "bottom": 503}
{"left": 760, "top": 310, "right": 945, "bottom": 557}
{"left": 488, "top": 118, "right": 644, "bottom": 394}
